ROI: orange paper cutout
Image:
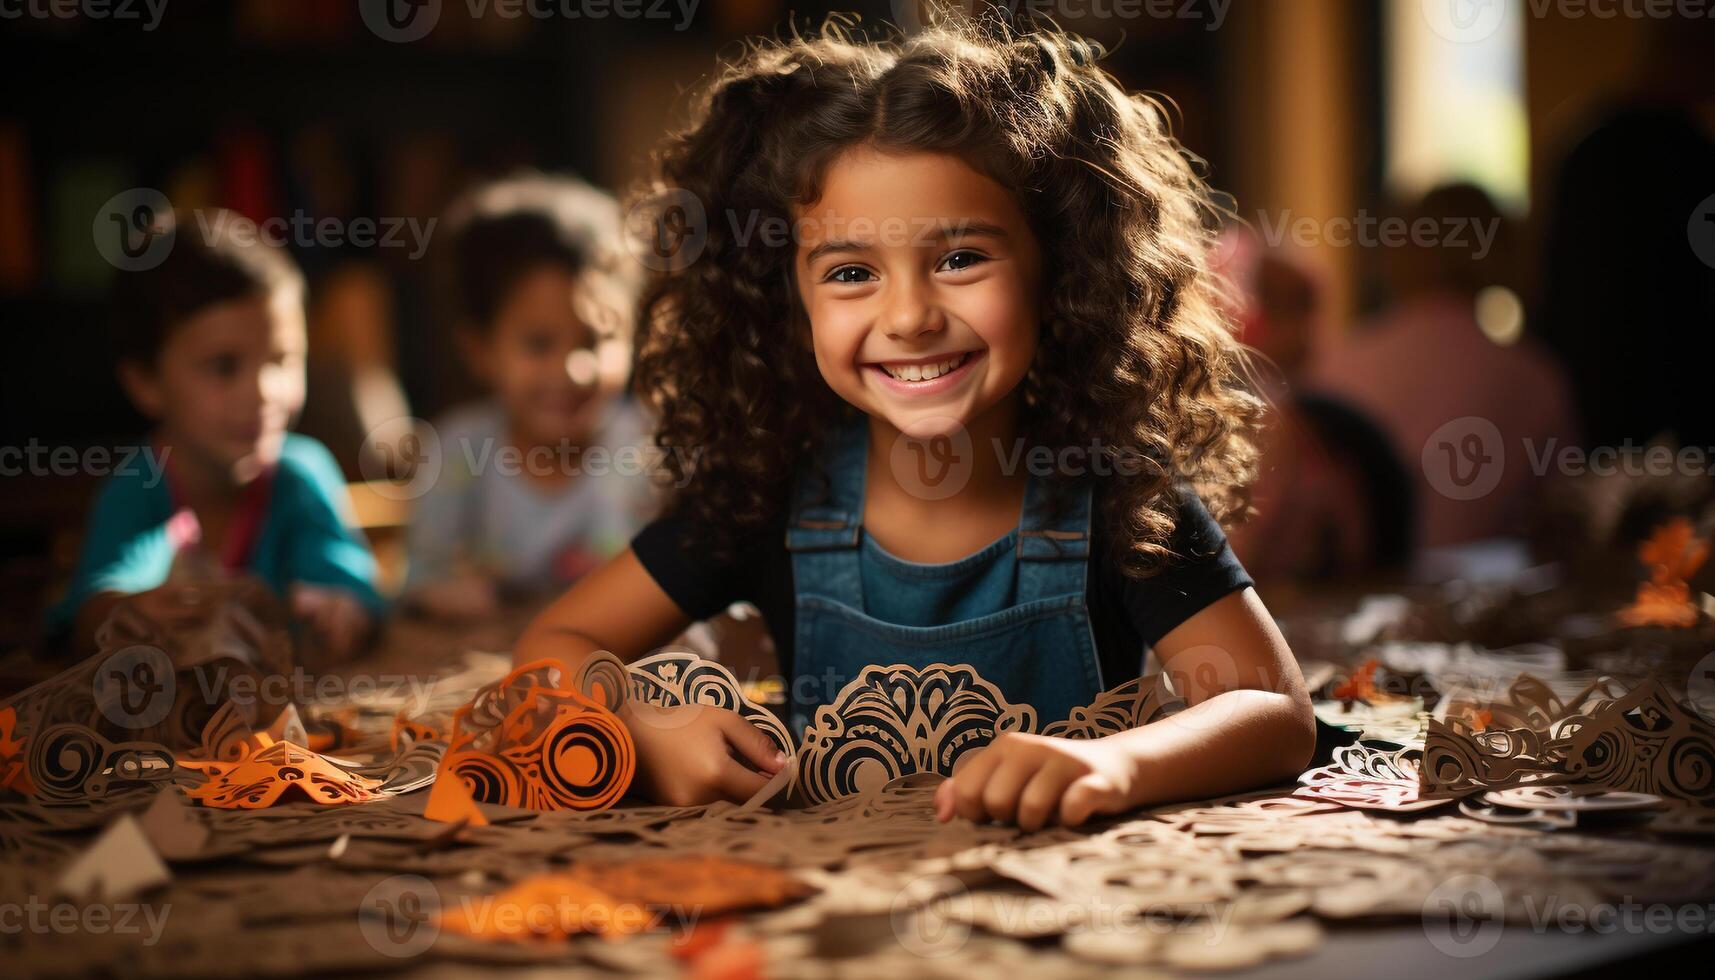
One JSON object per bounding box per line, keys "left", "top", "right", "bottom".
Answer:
{"left": 436, "top": 659, "right": 635, "bottom": 813}
{"left": 182, "top": 737, "right": 382, "bottom": 808}
{"left": 436, "top": 874, "right": 652, "bottom": 943}
{"left": 1332, "top": 659, "right": 1380, "bottom": 707}
{"left": 423, "top": 767, "right": 489, "bottom": 827}
{"left": 0, "top": 705, "right": 34, "bottom": 795}
{"left": 1619, "top": 518, "right": 1708, "bottom": 628}
{"left": 390, "top": 711, "right": 439, "bottom": 753}
{"left": 570, "top": 856, "right": 812, "bottom": 915}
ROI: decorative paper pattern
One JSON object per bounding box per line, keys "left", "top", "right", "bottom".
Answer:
{"left": 181, "top": 737, "right": 382, "bottom": 808}
{"left": 437, "top": 658, "right": 635, "bottom": 812}
{"left": 1421, "top": 675, "right": 1715, "bottom": 806}
{"left": 793, "top": 663, "right": 1184, "bottom": 805}
{"left": 626, "top": 649, "right": 796, "bottom": 760}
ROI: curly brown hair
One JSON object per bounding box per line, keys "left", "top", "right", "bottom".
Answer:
{"left": 629, "top": 17, "right": 1263, "bottom": 576}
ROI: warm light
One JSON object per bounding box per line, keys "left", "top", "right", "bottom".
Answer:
{"left": 1475, "top": 286, "right": 1524, "bottom": 346}
{"left": 566, "top": 348, "right": 601, "bottom": 388}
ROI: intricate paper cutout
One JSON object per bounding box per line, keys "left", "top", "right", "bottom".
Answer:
{"left": 627, "top": 649, "right": 795, "bottom": 759}
{"left": 27, "top": 723, "right": 176, "bottom": 802}
{"left": 1422, "top": 675, "right": 1715, "bottom": 806}
{"left": 797, "top": 664, "right": 1036, "bottom": 805}
{"left": 437, "top": 658, "right": 635, "bottom": 812}
{"left": 1295, "top": 744, "right": 1449, "bottom": 812}
{"left": 182, "top": 737, "right": 382, "bottom": 808}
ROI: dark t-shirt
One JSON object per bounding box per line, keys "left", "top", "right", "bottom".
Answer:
{"left": 631, "top": 489, "right": 1253, "bottom": 688}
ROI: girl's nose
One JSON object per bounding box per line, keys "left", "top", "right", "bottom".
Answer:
{"left": 881, "top": 276, "right": 946, "bottom": 339}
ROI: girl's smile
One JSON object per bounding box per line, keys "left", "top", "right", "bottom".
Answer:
{"left": 793, "top": 147, "right": 1043, "bottom": 441}
{"left": 863, "top": 348, "right": 983, "bottom": 396}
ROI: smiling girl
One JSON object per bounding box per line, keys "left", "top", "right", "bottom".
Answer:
{"left": 516, "top": 21, "right": 1316, "bottom": 829}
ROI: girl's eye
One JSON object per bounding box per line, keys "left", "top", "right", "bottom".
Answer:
{"left": 522, "top": 331, "right": 556, "bottom": 356}
{"left": 939, "top": 249, "right": 988, "bottom": 273}
{"left": 206, "top": 354, "right": 241, "bottom": 379}
{"left": 825, "top": 265, "right": 874, "bottom": 285}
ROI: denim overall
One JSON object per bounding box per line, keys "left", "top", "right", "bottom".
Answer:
{"left": 785, "top": 422, "right": 1106, "bottom": 735}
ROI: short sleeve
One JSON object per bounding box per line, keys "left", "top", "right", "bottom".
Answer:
{"left": 43, "top": 470, "right": 176, "bottom": 636}
{"left": 1122, "top": 490, "right": 1254, "bottom": 647}
{"left": 277, "top": 436, "right": 386, "bottom": 615}
{"left": 630, "top": 516, "right": 757, "bottom": 621}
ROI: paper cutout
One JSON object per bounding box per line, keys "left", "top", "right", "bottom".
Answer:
{"left": 437, "top": 658, "right": 635, "bottom": 812}
{"left": 1295, "top": 744, "right": 1449, "bottom": 812}
{"left": 797, "top": 664, "right": 1035, "bottom": 805}
{"left": 793, "top": 663, "right": 1183, "bottom": 805}
{"left": 136, "top": 786, "right": 211, "bottom": 860}
{"left": 1421, "top": 675, "right": 1715, "bottom": 806}
{"left": 627, "top": 649, "right": 796, "bottom": 759}
{"left": 27, "top": 723, "right": 176, "bottom": 802}
{"left": 1617, "top": 517, "right": 1708, "bottom": 628}
{"left": 182, "top": 737, "right": 383, "bottom": 808}
{"left": 55, "top": 814, "right": 170, "bottom": 900}
{"left": 423, "top": 767, "right": 489, "bottom": 827}
{"left": 0, "top": 704, "right": 34, "bottom": 794}
{"left": 569, "top": 855, "right": 813, "bottom": 914}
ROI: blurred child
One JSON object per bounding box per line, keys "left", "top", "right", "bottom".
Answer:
{"left": 49, "top": 209, "right": 383, "bottom": 658}
{"left": 403, "top": 174, "right": 649, "bottom": 621}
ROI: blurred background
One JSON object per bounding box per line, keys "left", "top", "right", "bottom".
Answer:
{"left": 1, "top": 0, "right": 1712, "bottom": 651}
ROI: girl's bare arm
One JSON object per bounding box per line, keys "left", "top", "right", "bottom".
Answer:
{"left": 938, "top": 588, "right": 1318, "bottom": 828}
{"left": 513, "top": 548, "right": 692, "bottom": 670}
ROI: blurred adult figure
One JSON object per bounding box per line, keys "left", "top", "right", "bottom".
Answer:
{"left": 1308, "top": 184, "right": 1576, "bottom": 549}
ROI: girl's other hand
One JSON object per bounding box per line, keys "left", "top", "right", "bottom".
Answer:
{"left": 623, "top": 702, "right": 788, "bottom": 806}
{"left": 934, "top": 732, "right": 1140, "bottom": 831}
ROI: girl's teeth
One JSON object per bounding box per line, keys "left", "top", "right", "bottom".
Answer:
{"left": 885, "top": 354, "right": 964, "bottom": 382}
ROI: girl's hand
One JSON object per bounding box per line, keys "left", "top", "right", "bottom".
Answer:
{"left": 623, "top": 702, "right": 788, "bottom": 806}
{"left": 934, "top": 732, "right": 1140, "bottom": 831}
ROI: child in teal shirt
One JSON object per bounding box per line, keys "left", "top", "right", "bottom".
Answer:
{"left": 48, "top": 209, "right": 383, "bottom": 656}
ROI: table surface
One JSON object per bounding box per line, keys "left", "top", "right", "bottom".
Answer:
{"left": 5, "top": 600, "right": 1715, "bottom": 979}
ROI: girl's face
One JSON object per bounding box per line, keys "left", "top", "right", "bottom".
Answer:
{"left": 471, "top": 264, "right": 620, "bottom": 449}
{"left": 794, "top": 148, "right": 1043, "bottom": 441}
{"left": 122, "top": 290, "right": 306, "bottom": 483}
